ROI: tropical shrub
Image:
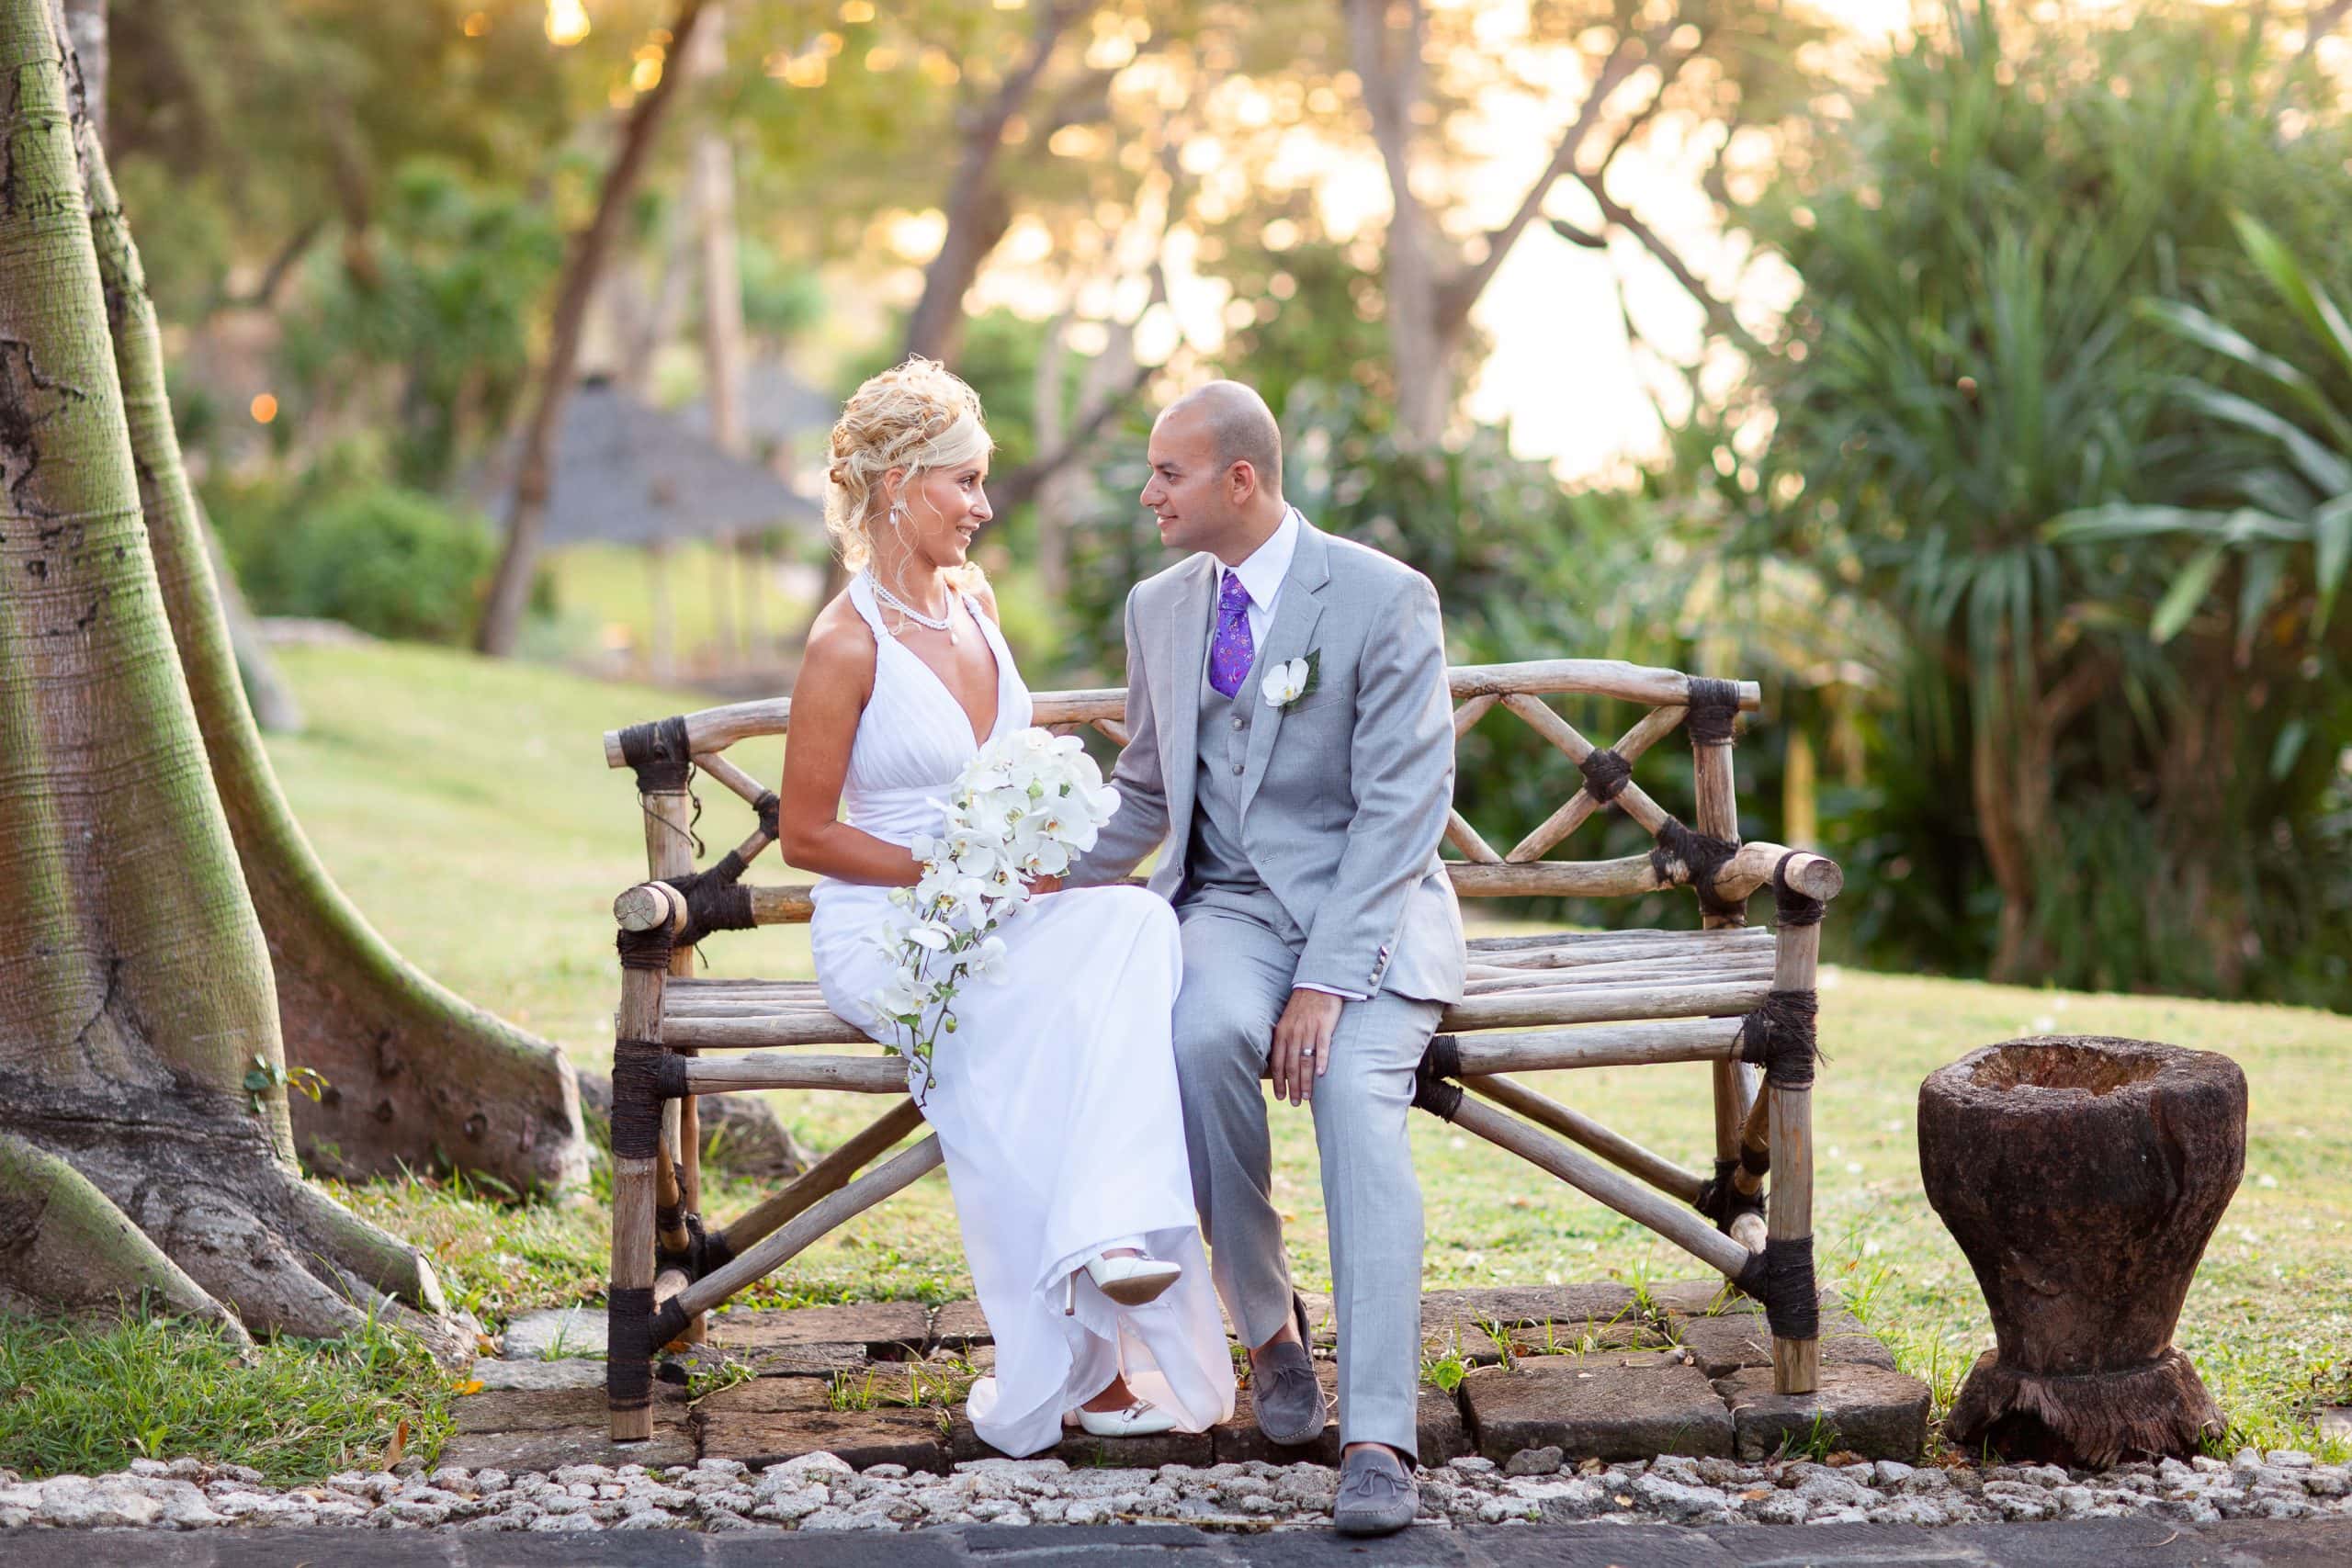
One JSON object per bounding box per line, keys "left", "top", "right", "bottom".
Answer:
{"left": 1743, "top": 0, "right": 2352, "bottom": 1000}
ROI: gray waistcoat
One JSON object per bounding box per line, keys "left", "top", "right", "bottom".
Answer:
{"left": 1185, "top": 649, "right": 1306, "bottom": 942}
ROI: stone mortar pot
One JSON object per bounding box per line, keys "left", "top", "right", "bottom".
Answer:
{"left": 1917, "top": 1035, "right": 2245, "bottom": 1467}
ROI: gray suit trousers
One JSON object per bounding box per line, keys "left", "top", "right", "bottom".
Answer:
{"left": 1173, "top": 894, "right": 1441, "bottom": 1459}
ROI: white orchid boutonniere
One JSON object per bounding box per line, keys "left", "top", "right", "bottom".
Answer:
{"left": 1261, "top": 649, "right": 1320, "bottom": 711}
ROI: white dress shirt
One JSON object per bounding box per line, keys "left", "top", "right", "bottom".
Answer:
{"left": 1213, "top": 507, "right": 1363, "bottom": 1003}
{"left": 1218, "top": 505, "right": 1302, "bottom": 649}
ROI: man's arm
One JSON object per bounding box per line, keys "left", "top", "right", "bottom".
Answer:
{"left": 1068, "top": 588, "right": 1171, "bottom": 886}
{"left": 1291, "top": 571, "right": 1453, "bottom": 995}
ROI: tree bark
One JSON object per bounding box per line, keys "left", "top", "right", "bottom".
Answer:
{"left": 60, "top": 0, "right": 97, "bottom": 140}
{"left": 479, "top": 0, "right": 712, "bottom": 657}
{"left": 0, "top": 0, "right": 458, "bottom": 1344}
{"left": 72, "top": 45, "right": 588, "bottom": 1195}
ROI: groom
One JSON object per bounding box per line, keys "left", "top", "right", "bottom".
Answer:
{"left": 1070, "top": 381, "right": 1465, "bottom": 1536}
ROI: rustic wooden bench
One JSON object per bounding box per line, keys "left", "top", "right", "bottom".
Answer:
{"left": 597, "top": 660, "right": 1841, "bottom": 1442}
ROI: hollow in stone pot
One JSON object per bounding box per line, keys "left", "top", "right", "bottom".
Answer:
{"left": 1917, "top": 1036, "right": 2245, "bottom": 1467}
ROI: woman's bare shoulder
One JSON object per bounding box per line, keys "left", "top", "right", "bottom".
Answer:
{"left": 796, "top": 593, "right": 879, "bottom": 693}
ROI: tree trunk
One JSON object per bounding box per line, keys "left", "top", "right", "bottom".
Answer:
{"left": 0, "top": 0, "right": 455, "bottom": 1343}
{"left": 1347, "top": 0, "right": 1453, "bottom": 449}
{"left": 803, "top": 3, "right": 1081, "bottom": 629}
{"left": 479, "top": 0, "right": 712, "bottom": 657}
{"left": 60, "top": 0, "right": 97, "bottom": 140}
{"left": 74, "top": 49, "right": 587, "bottom": 1194}
{"left": 1973, "top": 695, "right": 2049, "bottom": 984}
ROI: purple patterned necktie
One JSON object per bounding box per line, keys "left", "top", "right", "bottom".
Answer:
{"left": 1208, "top": 570, "right": 1254, "bottom": 697}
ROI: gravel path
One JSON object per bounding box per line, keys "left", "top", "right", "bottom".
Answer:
{"left": 5, "top": 1446, "right": 2347, "bottom": 1534}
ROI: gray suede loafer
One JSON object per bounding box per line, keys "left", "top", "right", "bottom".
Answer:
{"left": 1249, "top": 1296, "right": 1329, "bottom": 1446}
{"left": 1332, "top": 1445, "right": 1419, "bottom": 1537}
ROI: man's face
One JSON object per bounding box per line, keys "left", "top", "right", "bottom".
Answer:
{"left": 1140, "top": 405, "right": 1238, "bottom": 558}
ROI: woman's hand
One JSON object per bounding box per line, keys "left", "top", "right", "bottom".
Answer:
{"left": 1023, "top": 873, "right": 1065, "bottom": 896}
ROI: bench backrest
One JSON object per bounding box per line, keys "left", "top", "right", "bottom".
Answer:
{"left": 602, "top": 658, "right": 1846, "bottom": 923}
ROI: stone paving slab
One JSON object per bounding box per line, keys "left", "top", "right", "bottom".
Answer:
{"left": 499, "top": 1305, "right": 608, "bottom": 1359}
{"left": 1462, "top": 1359, "right": 1736, "bottom": 1461}
{"left": 710, "top": 1340, "right": 876, "bottom": 1380}
{"left": 470, "top": 1358, "right": 609, "bottom": 1393}
{"left": 928, "top": 1301, "right": 991, "bottom": 1349}
{"left": 1426, "top": 1282, "right": 1641, "bottom": 1330}
{"left": 436, "top": 1420, "right": 696, "bottom": 1472}
{"left": 1713, "top": 1362, "right": 1932, "bottom": 1462}
{"left": 699, "top": 1401, "right": 952, "bottom": 1472}
{"left": 452, "top": 1385, "right": 689, "bottom": 1435}
{"left": 707, "top": 1303, "right": 931, "bottom": 1357}
{"left": 1669, "top": 1312, "right": 1895, "bottom": 1379}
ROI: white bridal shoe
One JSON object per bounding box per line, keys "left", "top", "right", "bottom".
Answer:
{"left": 1064, "top": 1252, "right": 1183, "bottom": 1314}
{"left": 1069, "top": 1398, "right": 1180, "bottom": 1438}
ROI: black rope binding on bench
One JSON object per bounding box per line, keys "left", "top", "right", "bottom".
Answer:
{"left": 1738, "top": 989, "right": 1820, "bottom": 1089}
{"left": 616, "top": 714, "right": 695, "bottom": 794}
{"left": 1693, "top": 1156, "right": 1767, "bottom": 1233}
{"left": 1772, "top": 850, "right": 1825, "bottom": 928}
{"left": 1411, "top": 1034, "right": 1464, "bottom": 1122}
{"left": 607, "top": 1285, "right": 655, "bottom": 1416}
{"left": 753, "top": 789, "right": 782, "bottom": 842}
{"left": 609, "top": 1039, "right": 685, "bottom": 1160}
{"left": 657, "top": 1211, "right": 731, "bottom": 1280}
{"left": 1726, "top": 1239, "right": 1819, "bottom": 1341}
{"left": 1761, "top": 1236, "right": 1819, "bottom": 1341}
{"left": 1577, "top": 748, "right": 1633, "bottom": 806}
{"left": 647, "top": 1296, "right": 692, "bottom": 1354}
{"left": 1686, "top": 677, "right": 1742, "bottom": 747}
{"left": 663, "top": 851, "right": 759, "bottom": 950}
{"left": 1651, "top": 815, "right": 1745, "bottom": 920}
{"left": 616, "top": 924, "right": 676, "bottom": 974}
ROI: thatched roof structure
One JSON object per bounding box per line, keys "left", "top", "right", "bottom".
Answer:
{"left": 478, "top": 376, "right": 820, "bottom": 547}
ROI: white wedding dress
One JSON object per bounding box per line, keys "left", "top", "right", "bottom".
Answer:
{"left": 808, "top": 571, "right": 1235, "bottom": 1457}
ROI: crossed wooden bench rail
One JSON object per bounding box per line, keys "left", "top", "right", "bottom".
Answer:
{"left": 597, "top": 660, "right": 1841, "bottom": 1443}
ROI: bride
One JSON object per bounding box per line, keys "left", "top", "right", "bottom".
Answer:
{"left": 779, "top": 357, "right": 1234, "bottom": 1458}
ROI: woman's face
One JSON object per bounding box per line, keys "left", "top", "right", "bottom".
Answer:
{"left": 885, "top": 457, "right": 992, "bottom": 573}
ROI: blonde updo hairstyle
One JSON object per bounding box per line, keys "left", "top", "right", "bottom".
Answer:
{"left": 824, "top": 356, "right": 993, "bottom": 590}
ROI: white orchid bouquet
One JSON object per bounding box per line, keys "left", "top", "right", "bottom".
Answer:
{"left": 869, "top": 727, "right": 1122, "bottom": 1091}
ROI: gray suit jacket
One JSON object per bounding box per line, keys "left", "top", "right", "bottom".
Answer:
{"left": 1070, "top": 519, "right": 1466, "bottom": 1005}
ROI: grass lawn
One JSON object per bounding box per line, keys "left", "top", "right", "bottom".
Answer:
{"left": 8, "top": 638, "right": 2343, "bottom": 1479}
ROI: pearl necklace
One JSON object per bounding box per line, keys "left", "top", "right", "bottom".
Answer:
{"left": 872, "top": 576, "right": 958, "bottom": 644}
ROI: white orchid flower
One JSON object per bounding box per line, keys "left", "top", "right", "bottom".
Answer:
{"left": 1261, "top": 657, "right": 1312, "bottom": 707}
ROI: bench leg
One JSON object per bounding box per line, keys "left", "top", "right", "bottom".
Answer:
{"left": 1767, "top": 916, "right": 1822, "bottom": 1395}
{"left": 609, "top": 959, "right": 671, "bottom": 1442}
{"left": 608, "top": 1146, "right": 658, "bottom": 1441}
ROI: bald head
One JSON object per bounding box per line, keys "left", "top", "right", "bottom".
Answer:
{"left": 1165, "top": 380, "right": 1283, "bottom": 501}
{"left": 1143, "top": 379, "right": 1289, "bottom": 562}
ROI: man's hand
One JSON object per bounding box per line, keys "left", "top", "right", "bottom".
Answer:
{"left": 1270, "top": 987, "right": 1344, "bottom": 1107}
